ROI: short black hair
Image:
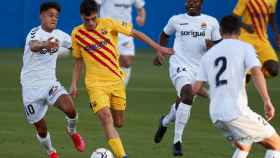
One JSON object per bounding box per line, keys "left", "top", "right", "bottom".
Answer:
{"left": 220, "top": 15, "right": 242, "bottom": 35}
{"left": 80, "top": 0, "right": 98, "bottom": 16}
{"left": 40, "top": 1, "right": 61, "bottom": 14}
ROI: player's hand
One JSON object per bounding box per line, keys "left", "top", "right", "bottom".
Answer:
{"left": 153, "top": 55, "right": 165, "bottom": 66}
{"left": 264, "top": 99, "right": 275, "bottom": 121}
{"left": 69, "top": 84, "right": 78, "bottom": 99}
{"left": 136, "top": 16, "right": 145, "bottom": 26}
{"left": 156, "top": 46, "right": 174, "bottom": 56}
{"left": 45, "top": 37, "right": 59, "bottom": 52}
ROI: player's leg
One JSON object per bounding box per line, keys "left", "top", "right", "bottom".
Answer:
{"left": 259, "top": 133, "right": 280, "bottom": 158}
{"left": 111, "top": 109, "right": 125, "bottom": 128}
{"left": 48, "top": 83, "right": 85, "bottom": 152}
{"left": 262, "top": 60, "right": 279, "bottom": 77}
{"left": 118, "top": 34, "right": 135, "bottom": 86}
{"left": 231, "top": 143, "right": 251, "bottom": 158}
{"left": 173, "top": 83, "right": 193, "bottom": 156}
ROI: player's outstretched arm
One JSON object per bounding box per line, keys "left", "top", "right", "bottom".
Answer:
{"left": 136, "top": 7, "right": 146, "bottom": 26}
{"left": 131, "top": 29, "right": 173, "bottom": 56}
{"left": 251, "top": 66, "right": 275, "bottom": 121}
{"left": 29, "top": 37, "right": 59, "bottom": 52}
{"left": 70, "top": 58, "right": 84, "bottom": 98}
{"left": 153, "top": 32, "right": 170, "bottom": 66}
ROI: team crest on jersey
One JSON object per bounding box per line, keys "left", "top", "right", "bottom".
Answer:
{"left": 100, "top": 29, "right": 108, "bottom": 35}
{"left": 201, "top": 22, "right": 207, "bottom": 30}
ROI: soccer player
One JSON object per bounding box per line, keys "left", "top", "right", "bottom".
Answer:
{"left": 233, "top": 0, "right": 280, "bottom": 78}
{"left": 153, "top": 0, "right": 221, "bottom": 156}
{"left": 20, "top": 2, "right": 85, "bottom": 158}
{"left": 70, "top": 1, "right": 173, "bottom": 158}
{"left": 193, "top": 15, "right": 280, "bottom": 158}
{"left": 95, "top": 0, "right": 146, "bottom": 86}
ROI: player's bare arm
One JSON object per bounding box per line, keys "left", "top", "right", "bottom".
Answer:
{"left": 153, "top": 32, "right": 170, "bottom": 66}
{"left": 131, "top": 29, "right": 173, "bottom": 56}
{"left": 269, "top": 13, "right": 280, "bottom": 48}
{"left": 70, "top": 58, "right": 84, "bottom": 98}
{"left": 136, "top": 7, "right": 146, "bottom": 26}
{"left": 251, "top": 66, "right": 275, "bottom": 121}
{"left": 29, "top": 37, "right": 59, "bottom": 52}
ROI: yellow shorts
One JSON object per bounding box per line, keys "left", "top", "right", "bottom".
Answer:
{"left": 86, "top": 81, "right": 126, "bottom": 113}
{"left": 240, "top": 34, "right": 278, "bottom": 64}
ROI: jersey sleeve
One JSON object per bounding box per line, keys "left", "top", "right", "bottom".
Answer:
{"left": 163, "top": 16, "right": 176, "bottom": 36}
{"left": 25, "top": 27, "right": 41, "bottom": 45}
{"left": 197, "top": 57, "right": 208, "bottom": 82}
{"left": 71, "top": 29, "right": 82, "bottom": 58}
{"left": 244, "top": 45, "right": 261, "bottom": 71}
{"left": 211, "top": 18, "right": 222, "bottom": 41}
{"left": 134, "top": 0, "right": 145, "bottom": 9}
{"left": 111, "top": 19, "right": 133, "bottom": 36}
{"left": 60, "top": 31, "right": 72, "bottom": 49}
{"left": 94, "top": 0, "right": 103, "bottom": 5}
{"left": 233, "top": 0, "right": 249, "bottom": 16}
{"left": 270, "top": 0, "right": 277, "bottom": 13}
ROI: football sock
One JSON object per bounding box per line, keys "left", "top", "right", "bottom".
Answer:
{"left": 36, "top": 132, "right": 56, "bottom": 154}
{"left": 162, "top": 103, "right": 176, "bottom": 127}
{"left": 264, "top": 150, "right": 280, "bottom": 158}
{"left": 66, "top": 115, "right": 77, "bottom": 135}
{"left": 232, "top": 149, "right": 249, "bottom": 158}
{"left": 174, "top": 103, "right": 191, "bottom": 144}
{"left": 108, "top": 138, "right": 126, "bottom": 158}
{"left": 122, "top": 67, "right": 131, "bottom": 86}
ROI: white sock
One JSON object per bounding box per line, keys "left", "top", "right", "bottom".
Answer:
{"left": 66, "top": 115, "right": 78, "bottom": 135}
{"left": 122, "top": 67, "right": 132, "bottom": 86}
{"left": 232, "top": 149, "right": 249, "bottom": 158}
{"left": 173, "top": 103, "right": 191, "bottom": 144}
{"left": 36, "top": 132, "right": 56, "bottom": 154}
{"left": 162, "top": 103, "right": 176, "bottom": 127}
{"left": 264, "top": 150, "right": 280, "bottom": 158}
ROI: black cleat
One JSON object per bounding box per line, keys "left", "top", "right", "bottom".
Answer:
{"left": 154, "top": 116, "right": 167, "bottom": 143}
{"left": 173, "top": 141, "right": 183, "bottom": 156}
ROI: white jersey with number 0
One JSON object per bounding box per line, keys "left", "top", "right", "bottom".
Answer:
{"left": 20, "top": 26, "right": 71, "bottom": 87}
{"left": 95, "top": 0, "right": 145, "bottom": 23}
{"left": 164, "top": 13, "right": 221, "bottom": 70}
{"left": 197, "top": 39, "right": 261, "bottom": 123}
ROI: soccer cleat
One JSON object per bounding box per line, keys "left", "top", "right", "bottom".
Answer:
{"left": 67, "top": 130, "right": 86, "bottom": 152}
{"left": 154, "top": 116, "right": 167, "bottom": 143}
{"left": 123, "top": 155, "right": 128, "bottom": 158}
{"left": 173, "top": 141, "right": 183, "bottom": 156}
{"left": 49, "top": 151, "right": 59, "bottom": 158}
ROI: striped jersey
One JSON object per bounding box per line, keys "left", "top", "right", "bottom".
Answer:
{"left": 71, "top": 18, "right": 132, "bottom": 85}
{"left": 233, "top": 0, "right": 277, "bottom": 40}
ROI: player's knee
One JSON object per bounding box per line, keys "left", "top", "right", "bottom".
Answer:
{"left": 66, "top": 108, "right": 76, "bottom": 119}
{"left": 98, "top": 110, "right": 113, "bottom": 125}
{"left": 120, "top": 56, "right": 133, "bottom": 68}
{"left": 120, "top": 60, "right": 131, "bottom": 68}
{"left": 263, "top": 60, "right": 279, "bottom": 77}
{"left": 180, "top": 85, "right": 194, "bottom": 105}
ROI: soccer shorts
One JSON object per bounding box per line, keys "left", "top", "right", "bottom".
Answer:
{"left": 240, "top": 34, "right": 279, "bottom": 64}
{"left": 214, "top": 111, "right": 276, "bottom": 145}
{"left": 87, "top": 80, "right": 126, "bottom": 113}
{"left": 118, "top": 34, "right": 135, "bottom": 56}
{"left": 169, "top": 64, "right": 197, "bottom": 96}
{"left": 22, "top": 81, "right": 68, "bottom": 124}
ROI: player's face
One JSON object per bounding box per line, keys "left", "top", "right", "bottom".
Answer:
{"left": 185, "top": 0, "right": 202, "bottom": 16}
{"left": 40, "top": 8, "right": 59, "bottom": 32}
{"left": 81, "top": 12, "right": 98, "bottom": 31}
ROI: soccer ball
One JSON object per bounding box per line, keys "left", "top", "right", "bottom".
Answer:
{"left": 90, "top": 148, "right": 114, "bottom": 158}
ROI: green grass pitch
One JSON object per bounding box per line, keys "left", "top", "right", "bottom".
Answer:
{"left": 0, "top": 49, "right": 279, "bottom": 158}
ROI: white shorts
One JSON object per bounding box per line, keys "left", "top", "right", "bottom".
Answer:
{"left": 214, "top": 112, "right": 276, "bottom": 145}
{"left": 22, "top": 81, "right": 68, "bottom": 124}
{"left": 169, "top": 65, "right": 197, "bottom": 96}
{"left": 118, "top": 34, "right": 135, "bottom": 56}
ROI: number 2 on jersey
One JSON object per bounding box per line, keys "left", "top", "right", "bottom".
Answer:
{"left": 215, "top": 56, "right": 228, "bottom": 87}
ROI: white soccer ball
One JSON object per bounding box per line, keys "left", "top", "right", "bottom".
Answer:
{"left": 90, "top": 148, "right": 114, "bottom": 158}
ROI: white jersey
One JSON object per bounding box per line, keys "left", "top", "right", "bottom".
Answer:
{"left": 164, "top": 13, "right": 221, "bottom": 70}
{"left": 96, "top": 0, "right": 145, "bottom": 23}
{"left": 197, "top": 39, "right": 261, "bottom": 123}
{"left": 20, "top": 26, "right": 71, "bottom": 87}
